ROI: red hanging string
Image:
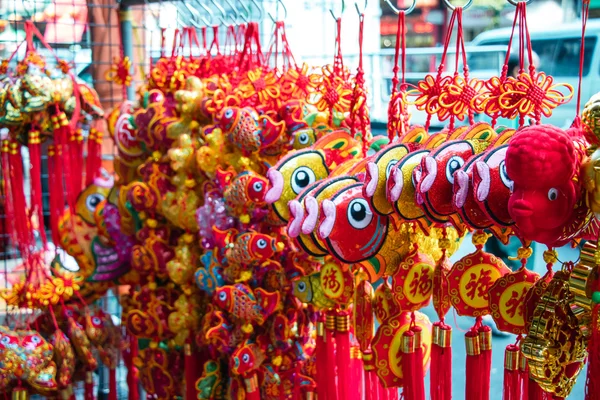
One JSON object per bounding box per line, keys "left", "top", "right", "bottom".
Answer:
{"left": 0, "top": 140, "right": 15, "bottom": 250}
{"left": 576, "top": 0, "right": 591, "bottom": 118}
{"left": 388, "top": 10, "right": 408, "bottom": 141}
{"left": 335, "top": 310, "right": 351, "bottom": 400}
{"left": 28, "top": 129, "right": 47, "bottom": 248}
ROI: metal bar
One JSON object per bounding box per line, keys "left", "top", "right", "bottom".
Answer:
{"left": 118, "top": 5, "right": 136, "bottom": 101}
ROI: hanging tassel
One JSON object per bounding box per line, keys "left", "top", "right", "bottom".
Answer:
{"left": 28, "top": 129, "right": 47, "bottom": 247}
{"left": 351, "top": 346, "right": 363, "bottom": 400}
{"left": 411, "top": 325, "right": 426, "bottom": 400}
{"left": 70, "top": 128, "right": 84, "bottom": 195}
{"left": 86, "top": 128, "right": 97, "bottom": 186}
{"left": 529, "top": 379, "right": 552, "bottom": 400}
{"left": 84, "top": 371, "right": 94, "bottom": 400}
{"left": 503, "top": 344, "right": 521, "bottom": 400}
{"left": 520, "top": 353, "right": 529, "bottom": 396}
{"left": 185, "top": 338, "right": 199, "bottom": 400}
{"left": 108, "top": 368, "right": 117, "bottom": 400}
{"left": 325, "top": 311, "right": 338, "bottom": 400}
{"left": 431, "top": 322, "right": 452, "bottom": 400}
{"left": 465, "top": 327, "right": 482, "bottom": 400}
{"left": 8, "top": 140, "right": 33, "bottom": 252}
{"left": 363, "top": 350, "right": 377, "bottom": 400}
{"left": 315, "top": 315, "right": 327, "bottom": 400}
{"left": 1, "top": 140, "right": 15, "bottom": 247}
{"left": 53, "top": 112, "right": 76, "bottom": 210}
{"left": 335, "top": 309, "right": 351, "bottom": 400}
{"left": 585, "top": 303, "right": 600, "bottom": 399}
{"left": 126, "top": 333, "right": 139, "bottom": 400}
{"left": 479, "top": 326, "right": 492, "bottom": 400}
{"left": 244, "top": 373, "right": 261, "bottom": 400}
{"left": 11, "top": 387, "right": 28, "bottom": 400}
{"left": 401, "top": 329, "right": 423, "bottom": 400}
{"left": 47, "top": 145, "right": 61, "bottom": 246}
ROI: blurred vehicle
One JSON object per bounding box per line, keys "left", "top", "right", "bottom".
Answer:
{"left": 470, "top": 19, "right": 600, "bottom": 129}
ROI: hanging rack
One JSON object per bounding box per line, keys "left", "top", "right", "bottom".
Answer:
{"left": 248, "top": 0, "right": 265, "bottom": 22}
{"left": 210, "top": 0, "right": 232, "bottom": 26}
{"left": 507, "top": 0, "right": 533, "bottom": 6}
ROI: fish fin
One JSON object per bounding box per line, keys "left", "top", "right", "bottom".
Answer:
{"left": 255, "top": 288, "right": 281, "bottom": 319}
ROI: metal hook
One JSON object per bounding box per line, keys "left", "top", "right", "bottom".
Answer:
{"left": 355, "top": 0, "right": 367, "bottom": 15}
{"left": 441, "top": 0, "right": 473, "bottom": 11}
{"left": 186, "top": 2, "right": 211, "bottom": 27}
{"left": 267, "top": 0, "right": 288, "bottom": 23}
{"left": 383, "top": 0, "right": 416, "bottom": 14}
{"left": 210, "top": 0, "right": 231, "bottom": 25}
{"left": 507, "top": 0, "right": 533, "bottom": 6}
{"left": 196, "top": 1, "right": 215, "bottom": 26}
{"left": 330, "top": 0, "right": 345, "bottom": 20}
{"left": 224, "top": 0, "right": 241, "bottom": 24}
{"left": 238, "top": 1, "right": 251, "bottom": 23}
{"left": 248, "top": 0, "right": 264, "bottom": 21}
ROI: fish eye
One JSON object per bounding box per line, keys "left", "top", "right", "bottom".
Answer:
{"left": 291, "top": 167, "right": 316, "bottom": 194}
{"left": 1, "top": 336, "right": 10, "bottom": 344}
{"left": 31, "top": 335, "right": 41, "bottom": 343}
{"left": 92, "top": 317, "right": 102, "bottom": 325}
{"left": 298, "top": 132, "right": 310, "bottom": 145}
{"left": 347, "top": 199, "right": 373, "bottom": 229}
{"left": 445, "top": 156, "right": 465, "bottom": 184}
{"left": 86, "top": 193, "right": 105, "bottom": 212}
{"left": 242, "top": 354, "right": 250, "bottom": 363}
{"left": 252, "top": 181, "right": 264, "bottom": 192}
{"left": 499, "top": 161, "right": 514, "bottom": 192}
{"left": 297, "top": 281, "right": 307, "bottom": 292}
{"left": 225, "top": 109, "right": 233, "bottom": 118}
{"left": 218, "top": 292, "right": 227, "bottom": 301}
{"left": 385, "top": 160, "right": 398, "bottom": 179}
{"left": 548, "top": 188, "right": 558, "bottom": 201}
{"left": 257, "top": 239, "right": 268, "bottom": 249}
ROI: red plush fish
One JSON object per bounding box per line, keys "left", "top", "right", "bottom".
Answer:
{"left": 216, "top": 168, "right": 269, "bottom": 223}
{"left": 213, "top": 284, "right": 280, "bottom": 326}
{"left": 506, "top": 124, "right": 594, "bottom": 246}
{"left": 217, "top": 107, "right": 261, "bottom": 153}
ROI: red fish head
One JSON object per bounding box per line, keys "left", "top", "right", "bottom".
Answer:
{"left": 249, "top": 233, "right": 283, "bottom": 260}
{"left": 472, "top": 145, "right": 514, "bottom": 226}
{"left": 453, "top": 153, "right": 492, "bottom": 230}
{"left": 0, "top": 329, "right": 19, "bottom": 349}
{"left": 231, "top": 345, "right": 256, "bottom": 375}
{"left": 506, "top": 125, "right": 580, "bottom": 246}
{"left": 318, "top": 183, "right": 389, "bottom": 263}
{"left": 21, "top": 332, "right": 46, "bottom": 351}
{"left": 244, "top": 174, "right": 269, "bottom": 203}
{"left": 214, "top": 286, "right": 235, "bottom": 313}
{"left": 417, "top": 141, "right": 475, "bottom": 222}
{"left": 278, "top": 99, "right": 308, "bottom": 132}
{"left": 217, "top": 107, "right": 240, "bottom": 132}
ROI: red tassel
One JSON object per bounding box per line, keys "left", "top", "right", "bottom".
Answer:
{"left": 431, "top": 322, "right": 452, "bottom": 400}
{"left": 28, "top": 129, "right": 47, "bottom": 247}
{"left": 8, "top": 140, "right": 33, "bottom": 253}
{"left": 84, "top": 371, "right": 94, "bottom": 400}
{"left": 70, "top": 128, "right": 84, "bottom": 195}
{"left": 325, "top": 312, "right": 338, "bottom": 400}
{"left": 244, "top": 373, "right": 261, "bottom": 400}
{"left": 529, "top": 379, "right": 552, "bottom": 400}
{"left": 411, "top": 325, "right": 426, "bottom": 400}
{"left": 465, "top": 328, "right": 482, "bottom": 400}
{"left": 315, "top": 315, "right": 327, "bottom": 400}
{"left": 47, "top": 145, "right": 61, "bottom": 246}
{"left": 479, "top": 326, "right": 492, "bottom": 400}
{"left": 335, "top": 310, "right": 351, "bottom": 400}
{"left": 126, "top": 334, "right": 139, "bottom": 400}
{"left": 185, "top": 339, "right": 198, "bottom": 400}
{"left": 363, "top": 351, "right": 376, "bottom": 400}
{"left": 86, "top": 127, "right": 102, "bottom": 186}
{"left": 351, "top": 346, "right": 363, "bottom": 400}
{"left": 503, "top": 344, "right": 521, "bottom": 400}
{"left": 1, "top": 140, "right": 15, "bottom": 247}
{"left": 520, "top": 353, "right": 529, "bottom": 396}
{"left": 586, "top": 303, "right": 600, "bottom": 400}
{"left": 108, "top": 368, "right": 117, "bottom": 400}
{"left": 401, "top": 328, "right": 424, "bottom": 400}
{"left": 53, "top": 112, "right": 76, "bottom": 210}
